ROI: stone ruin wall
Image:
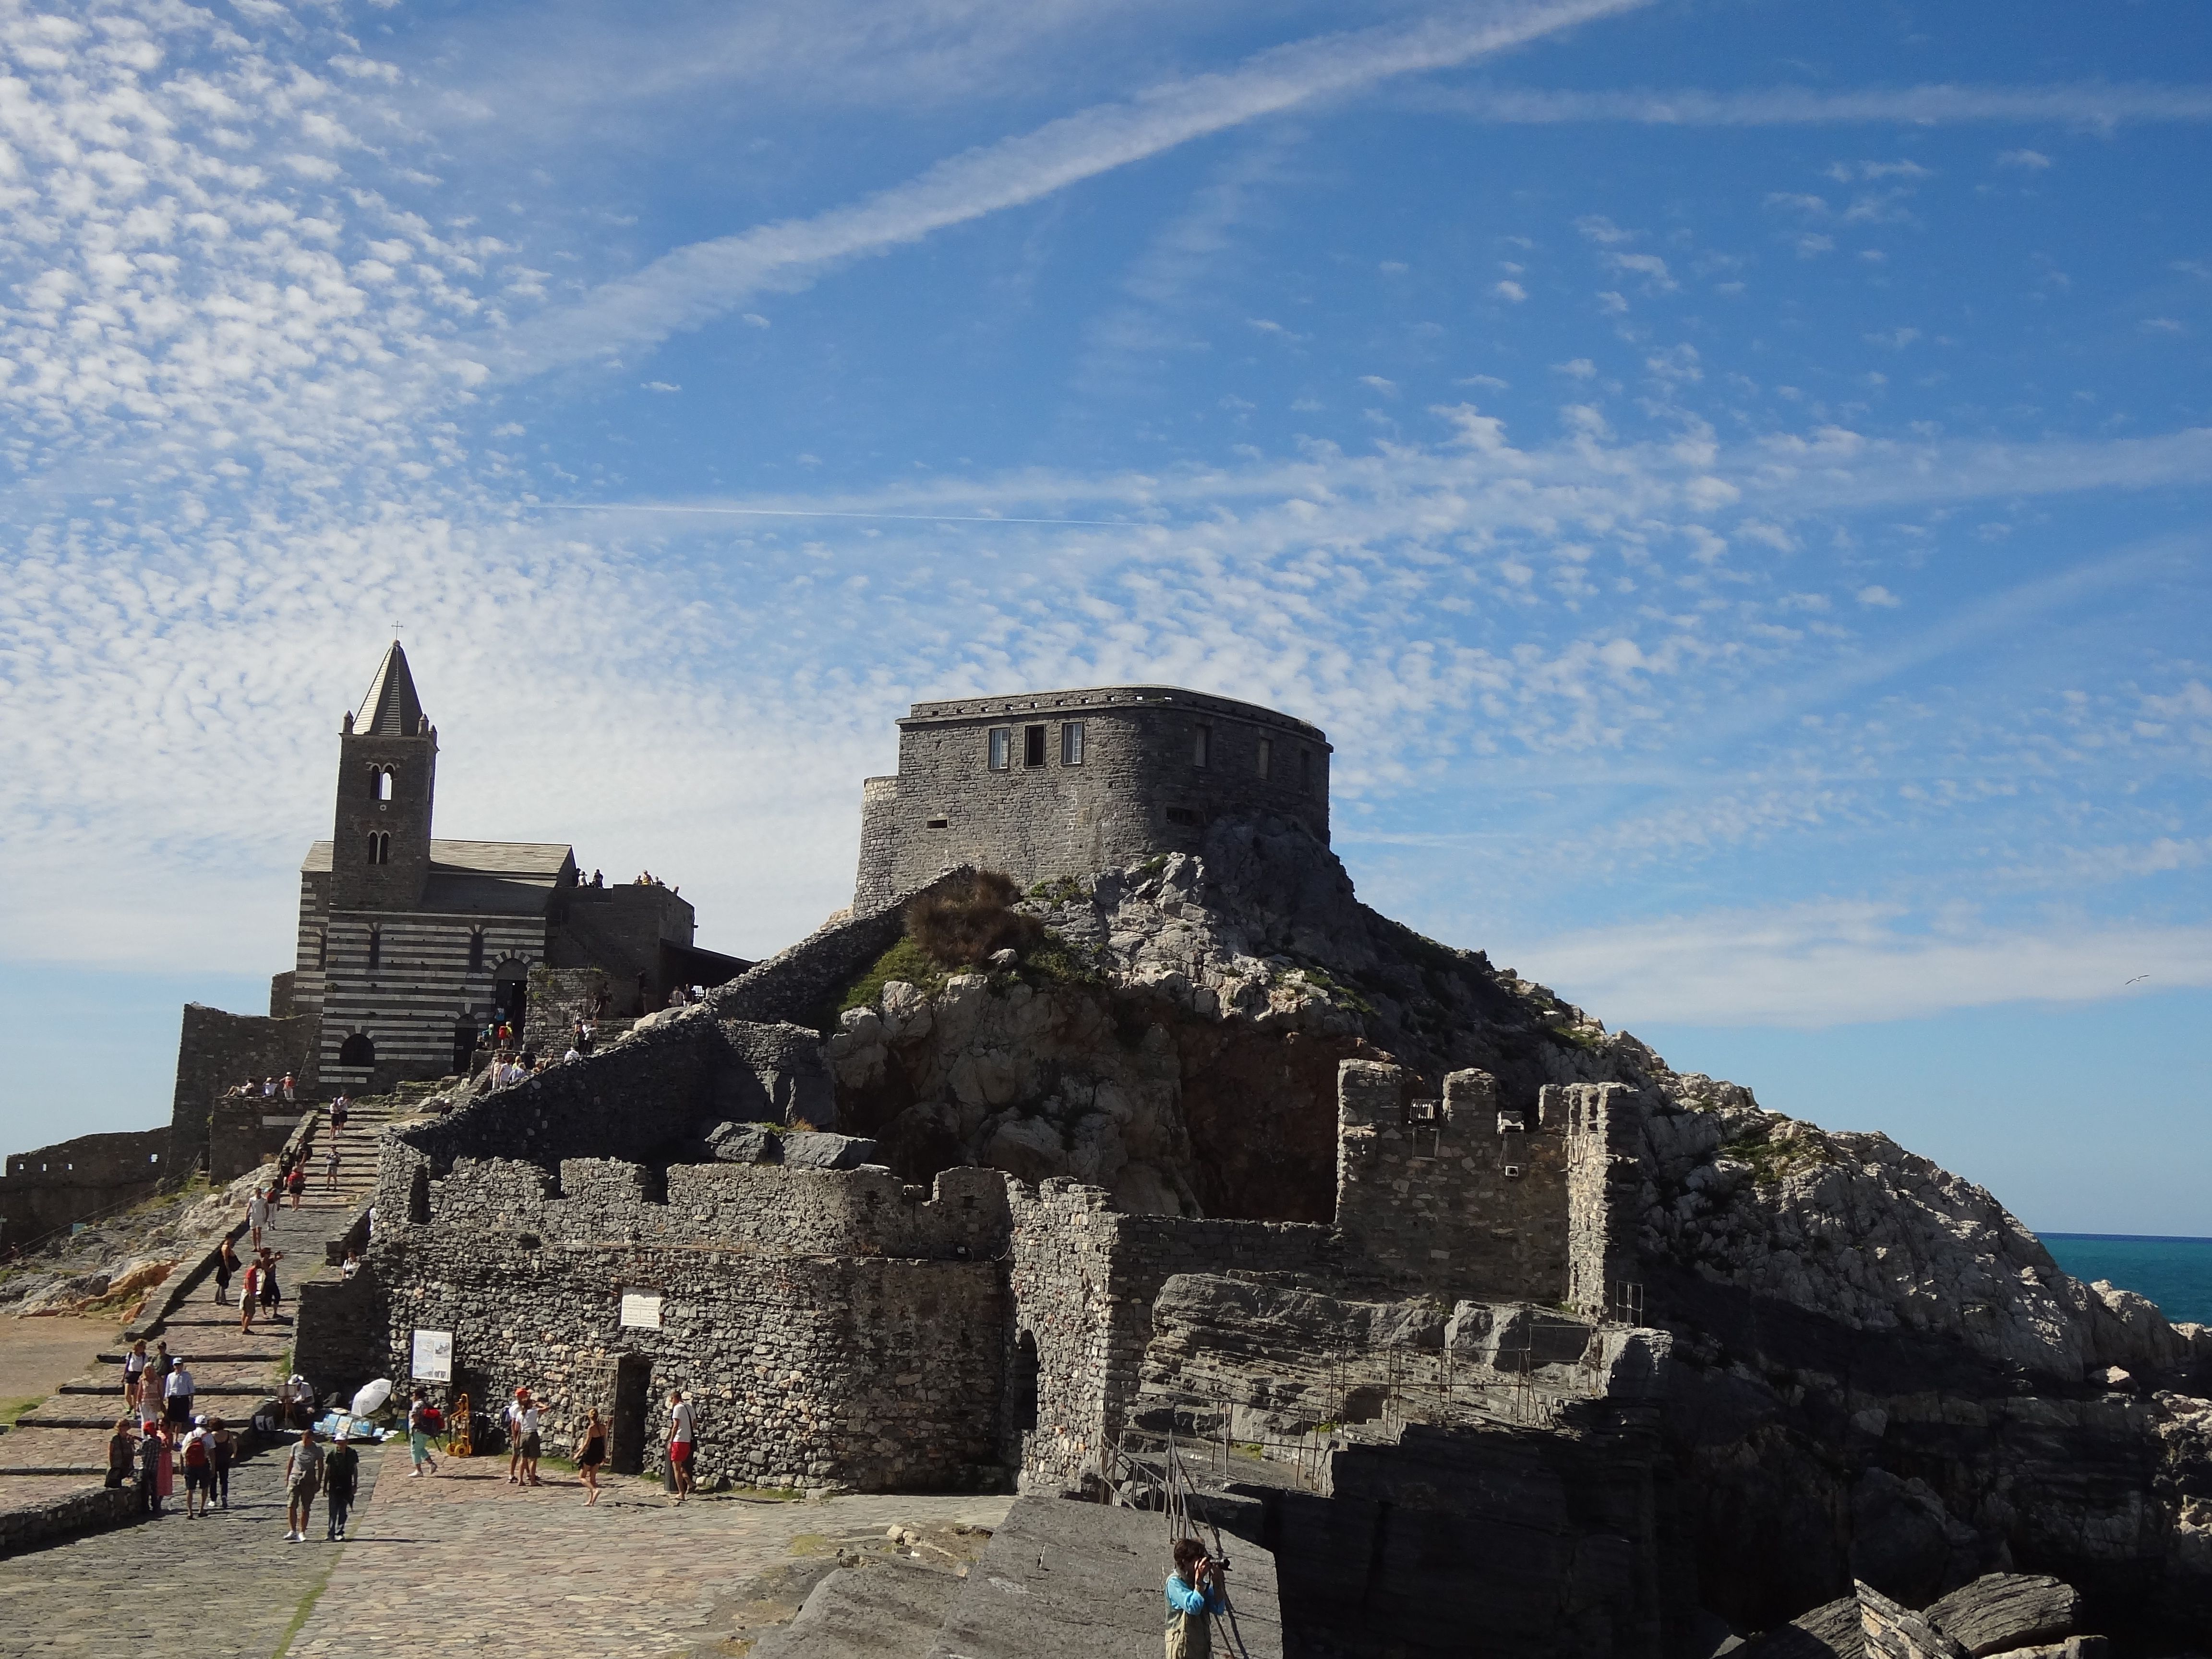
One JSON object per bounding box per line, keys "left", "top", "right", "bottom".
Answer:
{"left": 1006, "top": 1178, "right": 1330, "bottom": 1489}
{"left": 1008, "top": 1062, "right": 1649, "bottom": 1489}
{"left": 1334, "top": 1061, "right": 1575, "bottom": 1304}
{"left": 0, "top": 1128, "right": 173, "bottom": 1248}
{"left": 362, "top": 1152, "right": 1014, "bottom": 1491}
{"left": 169, "top": 1000, "right": 318, "bottom": 1172}
{"left": 855, "top": 687, "right": 1333, "bottom": 910}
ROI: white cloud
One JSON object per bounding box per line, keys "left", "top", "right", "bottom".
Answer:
{"left": 643, "top": 380, "right": 681, "bottom": 392}
{"left": 1422, "top": 83, "right": 2212, "bottom": 129}
{"left": 1492, "top": 278, "right": 1528, "bottom": 302}
{"left": 1603, "top": 250, "right": 1675, "bottom": 289}
{"left": 1510, "top": 902, "right": 2212, "bottom": 1027}
{"left": 1856, "top": 584, "right": 1903, "bottom": 607}
{"left": 1554, "top": 357, "right": 1597, "bottom": 378}
{"left": 483, "top": 0, "right": 1653, "bottom": 379}
{"left": 1997, "top": 148, "right": 2054, "bottom": 169}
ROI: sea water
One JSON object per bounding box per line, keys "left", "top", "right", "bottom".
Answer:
{"left": 2043, "top": 1235, "right": 2212, "bottom": 1326}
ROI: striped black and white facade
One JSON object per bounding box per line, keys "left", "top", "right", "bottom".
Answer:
{"left": 288, "top": 643, "right": 713, "bottom": 1095}
{"left": 295, "top": 839, "right": 576, "bottom": 1093}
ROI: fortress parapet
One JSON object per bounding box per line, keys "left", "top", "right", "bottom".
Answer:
{"left": 854, "top": 685, "right": 1330, "bottom": 909}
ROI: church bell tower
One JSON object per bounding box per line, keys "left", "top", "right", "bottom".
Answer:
{"left": 327, "top": 641, "right": 438, "bottom": 912}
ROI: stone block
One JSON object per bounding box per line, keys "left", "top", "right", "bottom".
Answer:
{"left": 1856, "top": 1580, "right": 1967, "bottom": 1659}
{"left": 1923, "top": 1575, "right": 2080, "bottom": 1658}
{"left": 780, "top": 1133, "right": 880, "bottom": 1171}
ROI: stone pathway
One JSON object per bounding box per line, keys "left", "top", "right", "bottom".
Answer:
{"left": 287, "top": 1448, "right": 1013, "bottom": 1659}
{"left": 0, "top": 1094, "right": 410, "bottom": 1514}
{"left": 0, "top": 1438, "right": 341, "bottom": 1657}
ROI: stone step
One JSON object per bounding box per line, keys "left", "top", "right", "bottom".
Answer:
{"left": 59, "top": 1383, "right": 268, "bottom": 1397}
{"left": 0, "top": 1465, "right": 106, "bottom": 1478}
{"left": 99, "top": 1351, "right": 286, "bottom": 1365}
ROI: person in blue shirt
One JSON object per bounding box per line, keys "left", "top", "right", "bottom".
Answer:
{"left": 1165, "top": 1537, "right": 1227, "bottom": 1659}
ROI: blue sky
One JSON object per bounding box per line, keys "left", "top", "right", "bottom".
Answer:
{"left": 2, "top": 0, "right": 2209, "bottom": 1233}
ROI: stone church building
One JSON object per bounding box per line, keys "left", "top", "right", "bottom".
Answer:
{"left": 152, "top": 642, "right": 750, "bottom": 1180}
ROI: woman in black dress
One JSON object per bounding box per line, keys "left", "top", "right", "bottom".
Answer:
{"left": 577, "top": 1407, "right": 607, "bottom": 1505}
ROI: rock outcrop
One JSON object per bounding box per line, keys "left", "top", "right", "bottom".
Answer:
{"left": 814, "top": 815, "right": 2212, "bottom": 1648}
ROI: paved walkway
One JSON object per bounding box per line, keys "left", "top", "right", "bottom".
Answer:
{"left": 0, "top": 1096, "right": 407, "bottom": 1499}
{"left": 289, "top": 1449, "right": 1012, "bottom": 1659}
{"left": 0, "top": 1438, "right": 339, "bottom": 1657}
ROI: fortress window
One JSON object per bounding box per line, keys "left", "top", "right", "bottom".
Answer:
{"left": 1301, "top": 748, "right": 1313, "bottom": 793}
{"left": 368, "top": 928, "right": 382, "bottom": 973}
{"left": 468, "top": 929, "right": 486, "bottom": 972}
{"left": 1257, "top": 736, "right": 1272, "bottom": 779}
{"left": 1192, "top": 724, "right": 1211, "bottom": 768}
{"left": 1166, "top": 806, "right": 1199, "bottom": 827}
{"left": 987, "top": 728, "right": 1011, "bottom": 771}
{"left": 375, "top": 767, "right": 394, "bottom": 802}
{"left": 1060, "top": 721, "right": 1085, "bottom": 766}
{"left": 1024, "top": 724, "right": 1047, "bottom": 767}
{"left": 367, "top": 831, "right": 391, "bottom": 865}
{"left": 926, "top": 817, "right": 950, "bottom": 830}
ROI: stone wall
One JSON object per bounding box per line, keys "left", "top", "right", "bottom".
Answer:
{"left": 1334, "top": 1062, "right": 1574, "bottom": 1305}
{"left": 355, "top": 1156, "right": 1016, "bottom": 1491}
{"left": 0, "top": 1129, "right": 172, "bottom": 1248}
{"left": 1563, "top": 1082, "right": 1645, "bottom": 1319}
{"left": 168, "top": 1002, "right": 318, "bottom": 1169}
{"left": 855, "top": 686, "right": 1331, "bottom": 910}
{"left": 521, "top": 965, "right": 609, "bottom": 1058}
{"left": 1006, "top": 1178, "right": 1328, "bottom": 1488}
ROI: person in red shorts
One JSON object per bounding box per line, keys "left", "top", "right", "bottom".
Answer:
{"left": 666, "top": 1389, "right": 696, "bottom": 1503}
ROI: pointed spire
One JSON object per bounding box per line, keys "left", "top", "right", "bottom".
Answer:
{"left": 355, "top": 641, "right": 427, "bottom": 737}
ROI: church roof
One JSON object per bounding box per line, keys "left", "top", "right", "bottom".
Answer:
{"left": 356, "top": 641, "right": 426, "bottom": 736}
{"left": 301, "top": 839, "right": 573, "bottom": 877}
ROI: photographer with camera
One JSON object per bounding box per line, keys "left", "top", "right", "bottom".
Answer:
{"left": 1165, "top": 1537, "right": 1230, "bottom": 1659}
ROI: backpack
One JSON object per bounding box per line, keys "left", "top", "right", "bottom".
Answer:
{"left": 183, "top": 1434, "right": 208, "bottom": 1467}
{"left": 420, "top": 1406, "right": 444, "bottom": 1432}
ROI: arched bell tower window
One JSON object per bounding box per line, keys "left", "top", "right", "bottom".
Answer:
{"left": 367, "top": 927, "right": 382, "bottom": 972}
{"left": 374, "top": 767, "right": 394, "bottom": 802}
{"left": 468, "top": 929, "right": 486, "bottom": 972}
{"left": 367, "top": 831, "right": 391, "bottom": 865}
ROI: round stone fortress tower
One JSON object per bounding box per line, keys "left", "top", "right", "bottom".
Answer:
{"left": 854, "top": 685, "right": 1331, "bottom": 911}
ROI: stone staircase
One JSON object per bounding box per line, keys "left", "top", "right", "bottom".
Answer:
{"left": 0, "top": 1085, "right": 437, "bottom": 1503}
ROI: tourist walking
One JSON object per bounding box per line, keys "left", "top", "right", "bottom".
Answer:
{"left": 238, "top": 1257, "right": 260, "bottom": 1334}
{"left": 666, "top": 1390, "right": 696, "bottom": 1503}
{"left": 105, "top": 1418, "right": 135, "bottom": 1490}
{"left": 163, "top": 1358, "right": 194, "bottom": 1430}
{"left": 282, "top": 1071, "right": 296, "bottom": 1103}
{"left": 260, "top": 1248, "right": 285, "bottom": 1322}
{"left": 209, "top": 1416, "right": 236, "bottom": 1509}
{"left": 1165, "top": 1538, "right": 1228, "bottom": 1659}
{"left": 324, "top": 1141, "right": 343, "bottom": 1192}
{"left": 180, "top": 1417, "right": 214, "bottom": 1517}
{"left": 577, "top": 1407, "right": 606, "bottom": 1505}
{"left": 406, "top": 1388, "right": 441, "bottom": 1477}
{"left": 121, "top": 1339, "right": 148, "bottom": 1408}
{"left": 511, "top": 1398, "right": 541, "bottom": 1486}
{"left": 247, "top": 1186, "right": 269, "bottom": 1252}
{"left": 324, "top": 1430, "right": 360, "bottom": 1540}
{"left": 138, "top": 1421, "right": 168, "bottom": 1515}
{"left": 505, "top": 1389, "right": 526, "bottom": 1482}
{"left": 329, "top": 1094, "right": 349, "bottom": 1135}
{"left": 213, "top": 1235, "right": 238, "bottom": 1304}
{"left": 284, "top": 1428, "right": 324, "bottom": 1542}
{"left": 286, "top": 1162, "right": 306, "bottom": 1209}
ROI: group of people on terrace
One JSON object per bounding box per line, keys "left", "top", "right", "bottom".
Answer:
{"left": 220, "top": 1073, "right": 297, "bottom": 1103}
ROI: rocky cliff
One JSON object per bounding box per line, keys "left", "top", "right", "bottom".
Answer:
{"left": 819, "top": 817, "right": 2212, "bottom": 1649}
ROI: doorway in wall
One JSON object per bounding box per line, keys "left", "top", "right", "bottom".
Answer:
{"left": 610, "top": 1354, "right": 652, "bottom": 1475}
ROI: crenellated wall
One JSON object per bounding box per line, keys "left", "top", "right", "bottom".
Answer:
{"left": 349, "top": 1154, "right": 1016, "bottom": 1492}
